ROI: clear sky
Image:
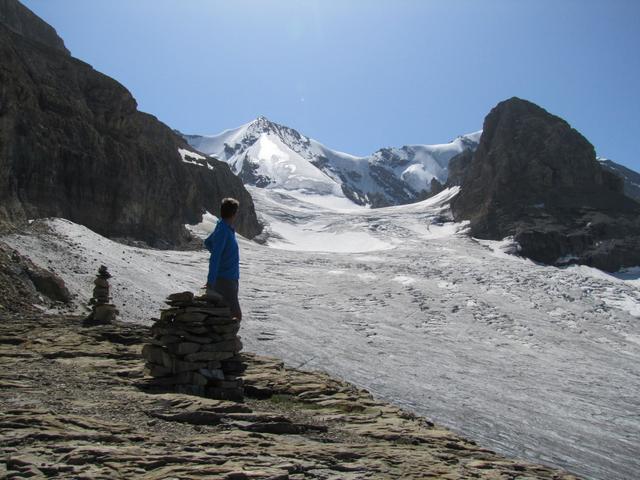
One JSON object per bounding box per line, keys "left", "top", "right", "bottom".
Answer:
{"left": 22, "top": 0, "right": 640, "bottom": 170}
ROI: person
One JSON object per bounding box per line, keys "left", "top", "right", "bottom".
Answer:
{"left": 204, "top": 198, "right": 242, "bottom": 320}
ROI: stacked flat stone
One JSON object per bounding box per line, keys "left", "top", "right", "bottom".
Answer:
{"left": 84, "top": 265, "right": 118, "bottom": 325}
{"left": 142, "top": 291, "right": 245, "bottom": 401}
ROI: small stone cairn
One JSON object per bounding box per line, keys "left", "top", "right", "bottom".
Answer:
{"left": 84, "top": 265, "right": 118, "bottom": 325}
{"left": 142, "top": 291, "right": 245, "bottom": 401}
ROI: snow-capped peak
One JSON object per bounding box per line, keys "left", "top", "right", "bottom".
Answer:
{"left": 184, "top": 120, "right": 481, "bottom": 208}
{"left": 247, "top": 115, "right": 278, "bottom": 133}
{"left": 244, "top": 116, "right": 312, "bottom": 149}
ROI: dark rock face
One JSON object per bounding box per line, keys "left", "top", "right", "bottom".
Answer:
{"left": 600, "top": 159, "right": 640, "bottom": 202}
{"left": 429, "top": 178, "right": 445, "bottom": 196}
{"left": 451, "top": 97, "right": 640, "bottom": 271}
{"left": 446, "top": 149, "right": 473, "bottom": 187}
{"left": 367, "top": 164, "right": 416, "bottom": 207}
{"left": 0, "top": 1, "right": 261, "bottom": 245}
{"left": 0, "top": 0, "right": 69, "bottom": 54}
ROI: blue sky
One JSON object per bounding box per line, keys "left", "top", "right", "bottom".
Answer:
{"left": 23, "top": 0, "right": 640, "bottom": 170}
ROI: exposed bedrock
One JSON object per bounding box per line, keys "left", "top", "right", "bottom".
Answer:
{"left": 451, "top": 97, "right": 640, "bottom": 271}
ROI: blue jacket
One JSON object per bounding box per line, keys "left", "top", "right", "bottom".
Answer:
{"left": 204, "top": 219, "right": 239, "bottom": 285}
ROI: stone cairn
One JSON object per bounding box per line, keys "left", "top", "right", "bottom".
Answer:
{"left": 84, "top": 265, "right": 118, "bottom": 325}
{"left": 142, "top": 291, "right": 245, "bottom": 401}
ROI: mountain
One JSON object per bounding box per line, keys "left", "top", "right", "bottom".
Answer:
{"left": 599, "top": 157, "right": 640, "bottom": 202}
{"left": 0, "top": 0, "right": 69, "bottom": 54}
{"left": 451, "top": 97, "right": 640, "bottom": 271}
{"left": 0, "top": 0, "right": 261, "bottom": 245}
{"left": 184, "top": 117, "right": 481, "bottom": 207}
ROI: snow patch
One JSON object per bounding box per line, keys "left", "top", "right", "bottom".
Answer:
{"left": 604, "top": 292, "right": 640, "bottom": 317}
{"left": 186, "top": 211, "right": 218, "bottom": 240}
{"left": 272, "top": 189, "right": 363, "bottom": 212}
{"left": 266, "top": 219, "right": 393, "bottom": 253}
{"left": 357, "top": 272, "right": 378, "bottom": 281}
{"left": 393, "top": 275, "right": 415, "bottom": 285}
{"left": 178, "top": 148, "right": 205, "bottom": 161}
{"left": 477, "top": 237, "right": 524, "bottom": 260}
{"left": 178, "top": 148, "right": 214, "bottom": 170}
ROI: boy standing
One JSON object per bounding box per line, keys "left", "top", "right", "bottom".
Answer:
{"left": 205, "top": 198, "right": 241, "bottom": 320}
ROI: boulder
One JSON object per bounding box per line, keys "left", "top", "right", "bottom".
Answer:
{"left": 166, "top": 291, "right": 194, "bottom": 303}
{"left": 25, "top": 264, "right": 71, "bottom": 303}
{"left": 3, "top": 248, "right": 71, "bottom": 303}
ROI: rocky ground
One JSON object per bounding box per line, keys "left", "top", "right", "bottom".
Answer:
{"left": 0, "top": 246, "right": 578, "bottom": 479}
{"left": 0, "top": 314, "right": 579, "bottom": 480}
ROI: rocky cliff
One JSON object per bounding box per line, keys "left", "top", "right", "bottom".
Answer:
{"left": 451, "top": 97, "right": 640, "bottom": 271}
{"left": 0, "top": 0, "right": 261, "bottom": 245}
{"left": 600, "top": 158, "right": 640, "bottom": 202}
{"left": 0, "top": 0, "right": 69, "bottom": 54}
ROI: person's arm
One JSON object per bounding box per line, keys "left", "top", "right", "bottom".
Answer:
{"left": 205, "top": 225, "right": 227, "bottom": 285}
{"left": 204, "top": 226, "right": 215, "bottom": 252}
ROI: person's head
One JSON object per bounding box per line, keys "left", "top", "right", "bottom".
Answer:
{"left": 220, "top": 197, "right": 240, "bottom": 224}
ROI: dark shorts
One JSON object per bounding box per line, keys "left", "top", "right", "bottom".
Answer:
{"left": 213, "top": 278, "right": 241, "bottom": 319}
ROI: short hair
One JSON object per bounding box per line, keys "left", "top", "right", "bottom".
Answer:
{"left": 220, "top": 198, "right": 240, "bottom": 219}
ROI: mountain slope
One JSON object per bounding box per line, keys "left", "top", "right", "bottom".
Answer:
{"left": 0, "top": 0, "right": 261, "bottom": 244}
{"left": 599, "top": 157, "right": 640, "bottom": 202}
{"left": 186, "top": 117, "right": 348, "bottom": 197}
{"left": 184, "top": 117, "right": 481, "bottom": 207}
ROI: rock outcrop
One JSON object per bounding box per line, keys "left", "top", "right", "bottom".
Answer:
{"left": 451, "top": 97, "right": 640, "bottom": 271}
{"left": 0, "top": 0, "right": 262, "bottom": 246}
{"left": 0, "top": 241, "right": 70, "bottom": 308}
{"left": 446, "top": 148, "right": 474, "bottom": 187}
{"left": 0, "top": 0, "right": 69, "bottom": 54}
{"left": 600, "top": 158, "right": 640, "bottom": 202}
{"left": 142, "top": 291, "right": 244, "bottom": 401}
